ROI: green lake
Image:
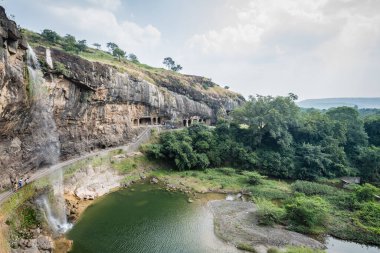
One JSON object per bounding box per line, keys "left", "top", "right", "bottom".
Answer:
{"left": 67, "top": 184, "right": 242, "bottom": 253}
{"left": 67, "top": 183, "right": 380, "bottom": 253}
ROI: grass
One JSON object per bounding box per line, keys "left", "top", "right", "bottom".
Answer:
{"left": 236, "top": 243, "right": 257, "bottom": 252}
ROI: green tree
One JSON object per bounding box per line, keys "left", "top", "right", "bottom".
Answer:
{"left": 364, "top": 115, "right": 380, "bottom": 146}
{"left": 62, "top": 34, "right": 78, "bottom": 53}
{"left": 113, "top": 47, "right": 126, "bottom": 60}
{"left": 357, "top": 146, "right": 380, "bottom": 182}
{"left": 326, "top": 107, "right": 368, "bottom": 158}
{"left": 163, "top": 57, "right": 183, "bottom": 72}
{"left": 232, "top": 95, "right": 300, "bottom": 149}
{"left": 41, "top": 29, "right": 61, "bottom": 43}
{"left": 128, "top": 53, "right": 139, "bottom": 63}
{"left": 106, "top": 42, "right": 119, "bottom": 52}
{"left": 163, "top": 57, "right": 175, "bottom": 69}
{"left": 76, "top": 39, "right": 87, "bottom": 52}
{"left": 92, "top": 43, "right": 101, "bottom": 50}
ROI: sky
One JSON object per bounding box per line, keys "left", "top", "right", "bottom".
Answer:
{"left": 3, "top": 0, "right": 380, "bottom": 100}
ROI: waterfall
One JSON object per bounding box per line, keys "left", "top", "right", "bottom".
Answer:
{"left": 46, "top": 48, "right": 53, "bottom": 69}
{"left": 27, "top": 44, "right": 72, "bottom": 233}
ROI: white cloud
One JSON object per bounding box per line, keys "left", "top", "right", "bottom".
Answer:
{"left": 185, "top": 0, "right": 380, "bottom": 99}
{"left": 47, "top": 5, "right": 161, "bottom": 58}
{"left": 84, "top": 0, "right": 122, "bottom": 11}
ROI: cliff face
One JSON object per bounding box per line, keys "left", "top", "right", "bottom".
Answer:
{"left": 0, "top": 7, "right": 244, "bottom": 187}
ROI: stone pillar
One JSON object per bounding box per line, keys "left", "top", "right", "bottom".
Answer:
{"left": 186, "top": 119, "right": 189, "bottom": 127}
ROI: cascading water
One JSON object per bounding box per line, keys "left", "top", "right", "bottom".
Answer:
{"left": 27, "top": 44, "right": 72, "bottom": 233}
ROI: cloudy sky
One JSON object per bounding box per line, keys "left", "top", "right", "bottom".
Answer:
{"left": 3, "top": 0, "right": 380, "bottom": 100}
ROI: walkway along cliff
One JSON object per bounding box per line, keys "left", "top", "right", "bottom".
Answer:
{"left": 0, "top": 6, "right": 244, "bottom": 188}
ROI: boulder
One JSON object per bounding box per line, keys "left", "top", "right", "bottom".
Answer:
{"left": 37, "top": 235, "right": 54, "bottom": 251}
{"left": 150, "top": 177, "right": 159, "bottom": 184}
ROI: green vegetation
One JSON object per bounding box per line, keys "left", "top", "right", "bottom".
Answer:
{"left": 267, "top": 247, "right": 325, "bottom": 253}
{"left": 163, "top": 57, "right": 182, "bottom": 72}
{"left": 256, "top": 198, "right": 285, "bottom": 226}
{"left": 285, "top": 195, "right": 329, "bottom": 234}
{"left": 146, "top": 95, "right": 380, "bottom": 185}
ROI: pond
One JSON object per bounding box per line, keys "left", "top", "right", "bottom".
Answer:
{"left": 67, "top": 184, "right": 242, "bottom": 253}
{"left": 67, "top": 184, "right": 380, "bottom": 253}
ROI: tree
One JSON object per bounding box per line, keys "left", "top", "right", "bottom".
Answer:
{"left": 163, "top": 57, "right": 183, "bottom": 72}
{"left": 163, "top": 57, "right": 175, "bottom": 69}
{"left": 358, "top": 146, "right": 380, "bottom": 182}
{"left": 364, "top": 115, "right": 380, "bottom": 146}
{"left": 171, "top": 64, "right": 182, "bottom": 72}
{"left": 41, "top": 29, "right": 61, "bottom": 44}
{"left": 128, "top": 53, "right": 139, "bottom": 63}
{"left": 112, "top": 47, "right": 126, "bottom": 60}
{"left": 76, "top": 39, "right": 87, "bottom": 52}
{"left": 93, "top": 43, "right": 101, "bottom": 50}
{"left": 62, "top": 34, "right": 78, "bottom": 53}
{"left": 106, "top": 42, "right": 119, "bottom": 52}
{"left": 326, "top": 107, "right": 368, "bottom": 158}
{"left": 231, "top": 95, "right": 300, "bottom": 149}
{"left": 224, "top": 86, "right": 230, "bottom": 89}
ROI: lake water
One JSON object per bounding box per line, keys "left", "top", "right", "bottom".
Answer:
{"left": 326, "top": 236, "right": 380, "bottom": 253}
{"left": 67, "top": 184, "right": 380, "bottom": 253}
{"left": 67, "top": 184, "right": 241, "bottom": 253}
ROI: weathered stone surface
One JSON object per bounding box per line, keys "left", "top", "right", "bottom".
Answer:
{"left": 36, "top": 235, "right": 54, "bottom": 251}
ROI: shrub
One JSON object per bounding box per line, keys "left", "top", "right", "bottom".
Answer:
{"left": 291, "top": 181, "right": 336, "bottom": 196}
{"left": 354, "top": 183, "right": 379, "bottom": 202}
{"left": 217, "top": 167, "right": 236, "bottom": 176}
{"left": 256, "top": 198, "right": 285, "bottom": 226}
{"left": 244, "top": 171, "right": 266, "bottom": 185}
{"left": 355, "top": 202, "right": 380, "bottom": 234}
{"left": 286, "top": 247, "right": 325, "bottom": 253}
{"left": 285, "top": 195, "right": 329, "bottom": 234}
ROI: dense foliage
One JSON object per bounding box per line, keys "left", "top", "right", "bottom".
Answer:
{"left": 146, "top": 94, "right": 380, "bottom": 184}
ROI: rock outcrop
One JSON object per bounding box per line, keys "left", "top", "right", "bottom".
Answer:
{"left": 0, "top": 6, "right": 244, "bottom": 187}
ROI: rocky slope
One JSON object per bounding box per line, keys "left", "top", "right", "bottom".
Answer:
{"left": 0, "top": 6, "right": 244, "bottom": 188}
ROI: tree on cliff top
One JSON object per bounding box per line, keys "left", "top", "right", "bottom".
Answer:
{"left": 41, "top": 29, "right": 61, "bottom": 44}
{"left": 113, "top": 47, "right": 126, "bottom": 60}
{"left": 106, "top": 42, "right": 119, "bottom": 52}
{"left": 163, "top": 57, "right": 183, "bottom": 72}
{"left": 93, "top": 43, "right": 101, "bottom": 50}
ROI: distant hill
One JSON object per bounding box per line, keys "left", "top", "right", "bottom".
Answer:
{"left": 297, "top": 98, "right": 380, "bottom": 109}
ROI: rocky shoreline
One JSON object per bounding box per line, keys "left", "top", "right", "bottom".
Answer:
{"left": 209, "top": 200, "right": 325, "bottom": 253}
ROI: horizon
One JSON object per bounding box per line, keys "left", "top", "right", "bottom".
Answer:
{"left": 3, "top": 0, "right": 380, "bottom": 100}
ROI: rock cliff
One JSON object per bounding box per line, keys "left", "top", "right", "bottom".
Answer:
{"left": 0, "top": 6, "right": 244, "bottom": 188}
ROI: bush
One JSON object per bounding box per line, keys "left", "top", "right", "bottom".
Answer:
{"left": 256, "top": 198, "right": 285, "bottom": 226}
{"left": 286, "top": 247, "right": 325, "bottom": 253}
{"left": 244, "top": 171, "right": 266, "bottom": 185}
{"left": 217, "top": 167, "right": 236, "bottom": 176}
{"left": 291, "top": 181, "right": 336, "bottom": 196}
{"left": 285, "top": 195, "right": 329, "bottom": 234}
{"left": 354, "top": 183, "right": 379, "bottom": 202}
{"left": 355, "top": 202, "right": 380, "bottom": 234}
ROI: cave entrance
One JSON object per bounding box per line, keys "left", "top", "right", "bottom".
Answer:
{"left": 132, "top": 119, "right": 138, "bottom": 126}
{"left": 139, "top": 117, "right": 152, "bottom": 126}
